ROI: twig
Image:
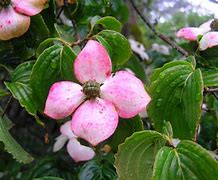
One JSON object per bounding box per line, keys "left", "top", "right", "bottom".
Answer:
{"left": 204, "top": 87, "right": 218, "bottom": 93}
{"left": 71, "top": 38, "right": 87, "bottom": 46}
{"left": 204, "top": 87, "right": 218, "bottom": 99}
{"left": 129, "top": 0, "right": 189, "bottom": 57}
{"left": 1, "top": 96, "right": 12, "bottom": 118}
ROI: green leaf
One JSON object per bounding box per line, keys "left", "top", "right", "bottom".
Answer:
{"left": 107, "top": 115, "right": 144, "bottom": 152}
{"left": 0, "top": 117, "right": 33, "bottom": 163}
{"left": 202, "top": 68, "right": 218, "bottom": 87}
{"left": 36, "top": 38, "right": 63, "bottom": 57}
{"left": 92, "top": 16, "right": 122, "bottom": 32}
{"left": 33, "top": 177, "right": 64, "bottom": 180}
{"left": 60, "top": 45, "right": 77, "bottom": 81}
{"left": 0, "top": 108, "right": 13, "bottom": 130}
{"left": 0, "top": 88, "right": 10, "bottom": 98}
{"left": 5, "top": 82, "right": 36, "bottom": 115}
{"left": 96, "top": 30, "right": 131, "bottom": 65}
{"left": 79, "top": 155, "right": 117, "bottom": 180}
{"left": 30, "top": 14, "right": 50, "bottom": 45}
{"left": 148, "top": 60, "right": 203, "bottom": 140}
{"left": 5, "top": 61, "right": 37, "bottom": 115}
{"left": 54, "top": 24, "right": 75, "bottom": 43}
{"left": 162, "top": 121, "right": 173, "bottom": 139}
{"left": 30, "top": 45, "right": 76, "bottom": 112}
{"left": 27, "top": 155, "right": 77, "bottom": 179}
{"left": 95, "top": 35, "right": 113, "bottom": 56}
{"left": 115, "top": 131, "right": 166, "bottom": 180}
{"left": 153, "top": 141, "right": 218, "bottom": 180}
{"left": 11, "top": 61, "right": 35, "bottom": 83}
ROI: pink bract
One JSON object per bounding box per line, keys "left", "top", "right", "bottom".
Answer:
{"left": 176, "top": 19, "right": 213, "bottom": 41}
{"left": 54, "top": 121, "right": 95, "bottom": 162}
{"left": 60, "top": 121, "right": 77, "bottom": 139}
{"left": 176, "top": 27, "right": 203, "bottom": 41}
{"left": 44, "top": 81, "right": 85, "bottom": 119}
{"left": 71, "top": 98, "right": 119, "bottom": 146}
{"left": 199, "top": 32, "right": 218, "bottom": 51}
{"left": 0, "top": 0, "right": 47, "bottom": 40}
{"left": 44, "top": 40, "right": 151, "bottom": 146}
{"left": 74, "top": 40, "right": 112, "bottom": 84}
{"left": 67, "top": 139, "right": 95, "bottom": 162}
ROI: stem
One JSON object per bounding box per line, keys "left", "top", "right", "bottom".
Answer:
{"left": 70, "top": 35, "right": 92, "bottom": 47}
{"left": 129, "top": 0, "right": 189, "bottom": 57}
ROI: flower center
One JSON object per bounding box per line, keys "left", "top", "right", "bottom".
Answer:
{"left": 83, "top": 80, "right": 100, "bottom": 99}
{"left": 0, "top": 0, "right": 11, "bottom": 8}
{"left": 211, "top": 19, "right": 218, "bottom": 31}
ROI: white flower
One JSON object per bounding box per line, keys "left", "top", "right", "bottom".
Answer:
{"left": 152, "top": 43, "right": 170, "bottom": 55}
{"left": 128, "top": 39, "right": 149, "bottom": 60}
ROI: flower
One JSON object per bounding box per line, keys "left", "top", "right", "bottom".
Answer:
{"left": 128, "top": 38, "right": 149, "bottom": 60}
{"left": 176, "top": 19, "right": 213, "bottom": 41}
{"left": 199, "top": 31, "right": 218, "bottom": 51}
{"left": 53, "top": 121, "right": 95, "bottom": 162}
{"left": 44, "top": 40, "right": 151, "bottom": 146}
{"left": 152, "top": 43, "right": 170, "bottom": 55}
{"left": 176, "top": 19, "right": 218, "bottom": 51}
{"left": 0, "top": 0, "right": 47, "bottom": 40}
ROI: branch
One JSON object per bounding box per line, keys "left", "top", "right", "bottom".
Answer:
{"left": 204, "top": 87, "right": 218, "bottom": 93}
{"left": 129, "top": 0, "right": 189, "bottom": 57}
{"left": 204, "top": 87, "right": 218, "bottom": 99}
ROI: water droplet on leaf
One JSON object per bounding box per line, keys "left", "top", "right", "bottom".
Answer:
{"left": 155, "top": 86, "right": 161, "bottom": 93}
{"left": 51, "top": 62, "right": 57, "bottom": 69}
{"left": 157, "top": 99, "right": 162, "bottom": 107}
{"left": 159, "top": 72, "right": 165, "bottom": 79}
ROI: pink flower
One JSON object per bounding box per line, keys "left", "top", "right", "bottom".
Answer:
{"left": 44, "top": 40, "right": 151, "bottom": 146}
{"left": 199, "top": 32, "right": 218, "bottom": 51}
{"left": 0, "top": 0, "right": 47, "bottom": 40}
{"left": 176, "top": 19, "right": 218, "bottom": 51}
{"left": 53, "top": 121, "right": 95, "bottom": 162}
{"left": 176, "top": 20, "right": 213, "bottom": 41}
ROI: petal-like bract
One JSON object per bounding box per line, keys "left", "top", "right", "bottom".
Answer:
{"left": 176, "top": 27, "right": 203, "bottom": 41}
{"left": 199, "top": 32, "right": 218, "bottom": 51}
{"left": 101, "top": 71, "right": 151, "bottom": 118}
{"left": 53, "top": 134, "right": 68, "bottom": 152}
{"left": 74, "top": 40, "right": 112, "bottom": 84}
{"left": 71, "top": 98, "right": 118, "bottom": 146}
{"left": 199, "top": 19, "right": 213, "bottom": 33}
{"left": 67, "top": 139, "right": 95, "bottom": 162}
{"left": 60, "top": 121, "right": 77, "bottom": 139}
{"left": 44, "top": 81, "right": 85, "bottom": 119}
{"left": 0, "top": 6, "right": 30, "bottom": 40}
{"left": 13, "top": 0, "right": 47, "bottom": 16}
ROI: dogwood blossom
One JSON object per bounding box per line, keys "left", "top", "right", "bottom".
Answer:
{"left": 199, "top": 31, "right": 218, "bottom": 50}
{"left": 53, "top": 121, "right": 95, "bottom": 162}
{"left": 44, "top": 40, "right": 151, "bottom": 146}
{"left": 177, "top": 19, "right": 218, "bottom": 51}
{"left": 0, "top": 0, "right": 47, "bottom": 40}
{"left": 152, "top": 43, "right": 170, "bottom": 55}
{"left": 128, "top": 38, "right": 149, "bottom": 60}
{"left": 176, "top": 19, "right": 213, "bottom": 41}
